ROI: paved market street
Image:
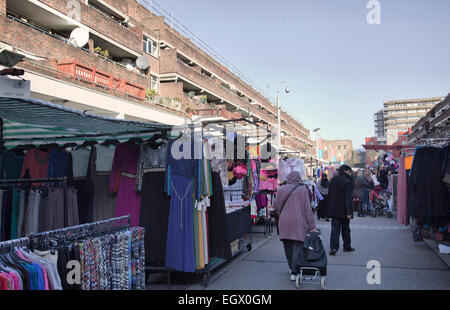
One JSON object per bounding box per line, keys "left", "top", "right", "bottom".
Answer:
{"left": 148, "top": 214, "right": 450, "bottom": 290}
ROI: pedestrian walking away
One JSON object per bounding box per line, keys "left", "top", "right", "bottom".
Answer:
{"left": 328, "top": 164, "right": 355, "bottom": 255}
{"left": 316, "top": 172, "right": 330, "bottom": 221}
{"left": 353, "top": 170, "right": 364, "bottom": 217}
{"left": 273, "top": 160, "right": 316, "bottom": 282}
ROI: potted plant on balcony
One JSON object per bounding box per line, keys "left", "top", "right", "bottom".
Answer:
{"left": 145, "top": 88, "right": 158, "bottom": 101}
{"left": 94, "top": 47, "right": 110, "bottom": 59}
{"left": 221, "top": 82, "right": 231, "bottom": 90}
{"left": 187, "top": 91, "right": 196, "bottom": 99}
{"left": 200, "top": 95, "right": 207, "bottom": 105}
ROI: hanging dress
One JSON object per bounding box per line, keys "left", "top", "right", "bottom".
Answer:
{"left": 109, "top": 142, "right": 141, "bottom": 227}
{"left": 165, "top": 138, "right": 198, "bottom": 272}
{"left": 137, "top": 142, "right": 170, "bottom": 267}
{"left": 90, "top": 144, "right": 117, "bottom": 221}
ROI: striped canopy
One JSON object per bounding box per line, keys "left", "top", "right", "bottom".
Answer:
{"left": 0, "top": 97, "right": 173, "bottom": 147}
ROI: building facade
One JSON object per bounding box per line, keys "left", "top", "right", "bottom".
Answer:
{"left": 408, "top": 94, "right": 450, "bottom": 144}
{"left": 364, "top": 137, "right": 379, "bottom": 167}
{"left": 322, "top": 139, "right": 353, "bottom": 165}
{"left": 374, "top": 109, "right": 386, "bottom": 145}
{"left": 382, "top": 97, "right": 443, "bottom": 145}
{"left": 0, "top": 0, "right": 315, "bottom": 156}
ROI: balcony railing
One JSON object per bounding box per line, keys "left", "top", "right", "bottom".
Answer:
{"left": 58, "top": 58, "right": 145, "bottom": 100}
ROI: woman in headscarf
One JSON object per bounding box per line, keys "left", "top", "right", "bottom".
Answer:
{"left": 316, "top": 172, "right": 330, "bottom": 221}
{"left": 273, "top": 159, "right": 316, "bottom": 281}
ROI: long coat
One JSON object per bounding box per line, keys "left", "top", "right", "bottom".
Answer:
{"left": 353, "top": 176, "right": 364, "bottom": 200}
{"left": 273, "top": 171, "right": 316, "bottom": 242}
{"left": 328, "top": 172, "right": 355, "bottom": 219}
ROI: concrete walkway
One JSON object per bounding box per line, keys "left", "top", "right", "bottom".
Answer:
{"left": 185, "top": 214, "right": 450, "bottom": 290}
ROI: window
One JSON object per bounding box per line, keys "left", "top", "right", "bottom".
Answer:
{"left": 343, "top": 145, "right": 347, "bottom": 150}
{"left": 143, "top": 36, "right": 158, "bottom": 57}
{"left": 338, "top": 145, "right": 341, "bottom": 150}
{"left": 150, "top": 75, "right": 158, "bottom": 91}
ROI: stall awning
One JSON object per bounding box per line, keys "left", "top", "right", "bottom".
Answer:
{"left": 0, "top": 97, "right": 173, "bottom": 147}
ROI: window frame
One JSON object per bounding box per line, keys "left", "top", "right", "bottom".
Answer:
{"left": 143, "top": 35, "right": 158, "bottom": 58}
{"left": 150, "top": 75, "right": 159, "bottom": 91}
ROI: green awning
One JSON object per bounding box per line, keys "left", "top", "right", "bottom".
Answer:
{"left": 0, "top": 97, "right": 173, "bottom": 147}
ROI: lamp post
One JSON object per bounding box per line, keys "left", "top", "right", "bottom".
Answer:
{"left": 313, "top": 128, "right": 322, "bottom": 179}
{"left": 276, "top": 81, "right": 290, "bottom": 158}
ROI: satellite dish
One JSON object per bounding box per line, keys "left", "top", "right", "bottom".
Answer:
{"left": 136, "top": 55, "right": 150, "bottom": 70}
{"left": 70, "top": 27, "right": 89, "bottom": 47}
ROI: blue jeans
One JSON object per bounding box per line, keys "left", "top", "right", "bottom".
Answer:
{"left": 362, "top": 188, "right": 372, "bottom": 212}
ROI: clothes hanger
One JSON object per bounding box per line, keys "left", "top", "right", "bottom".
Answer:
{"left": 11, "top": 145, "right": 26, "bottom": 156}
{"left": 60, "top": 142, "right": 78, "bottom": 150}
{"left": 38, "top": 143, "right": 57, "bottom": 152}
{"left": 77, "top": 140, "right": 98, "bottom": 149}
{"left": 126, "top": 137, "right": 143, "bottom": 145}
{"left": 101, "top": 139, "right": 120, "bottom": 146}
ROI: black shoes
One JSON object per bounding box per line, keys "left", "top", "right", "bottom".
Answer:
{"left": 330, "top": 247, "right": 355, "bottom": 255}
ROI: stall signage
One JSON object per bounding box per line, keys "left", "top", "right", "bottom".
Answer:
{"left": 0, "top": 77, "right": 30, "bottom": 99}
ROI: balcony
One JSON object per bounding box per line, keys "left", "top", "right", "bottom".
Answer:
{"left": 159, "top": 27, "right": 277, "bottom": 115}
{"left": 19, "top": 0, "right": 142, "bottom": 53}
{"left": 194, "top": 108, "right": 242, "bottom": 120}
{"left": 58, "top": 58, "right": 145, "bottom": 100}
{"left": 161, "top": 58, "right": 274, "bottom": 120}
{"left": 2, "top": 10, "right": 147, "bottom": 84}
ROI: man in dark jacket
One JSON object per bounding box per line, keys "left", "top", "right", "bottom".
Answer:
{"left": 378, "top": 167, "right": 389, "bottom": 190}
{"left": 328, "top": 164, "right": 355, "bottom": 255}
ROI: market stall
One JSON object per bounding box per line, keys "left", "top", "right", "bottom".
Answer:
{"left": 0, "top": 97, "right": 266, "bottom": 289}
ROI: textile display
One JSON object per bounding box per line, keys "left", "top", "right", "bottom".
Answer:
{"left": 0, "top": 246, "right": 62, "bottom": 290}
{"left": 110, "top": 142, "right": 141, "bottom": 227}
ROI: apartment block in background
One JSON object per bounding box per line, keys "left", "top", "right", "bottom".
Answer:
{"left": 374, "top": 109, "right": 386, "bottom": 145}
{"left": 383, "top": 96, "right": 443, "bottom": 145}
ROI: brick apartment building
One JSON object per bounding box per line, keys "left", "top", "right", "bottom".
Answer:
{"left": 364, "top": 137, "right": 379, "bottom": 167}
{"left": 322, "top": 139, "right": 353, "bottom": 166}
{"left": 0, "top": 0, "right": 315, "bottom": 157}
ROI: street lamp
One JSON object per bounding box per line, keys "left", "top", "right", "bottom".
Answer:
{"left": 312, "top": 128, "right": 323, "bottom": 178}
{"left": 276, "top": 81, "right": 290, "bottom": 157}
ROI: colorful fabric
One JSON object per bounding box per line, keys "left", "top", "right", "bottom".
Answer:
{"left": 109, "top": 143, "right": 141, "bottom": 227}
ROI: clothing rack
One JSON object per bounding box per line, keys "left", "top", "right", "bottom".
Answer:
{"left": 0, "top": 177, "right": 68, "bottom": 184}
{"left": 418, "top": 138, "right": 450, "bottom": 142}
{"left": 28, "top": 215, "right": 131, "bottom": 250}
{"left": 0, "top": 177, "right": 69, "bottom": 227}
{"left": 0, "top": 237, "right": 30, "bottom": 254}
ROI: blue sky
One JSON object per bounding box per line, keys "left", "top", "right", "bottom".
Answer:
{"left": 147, "top": 0, "right": 450, "bottom": 148}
